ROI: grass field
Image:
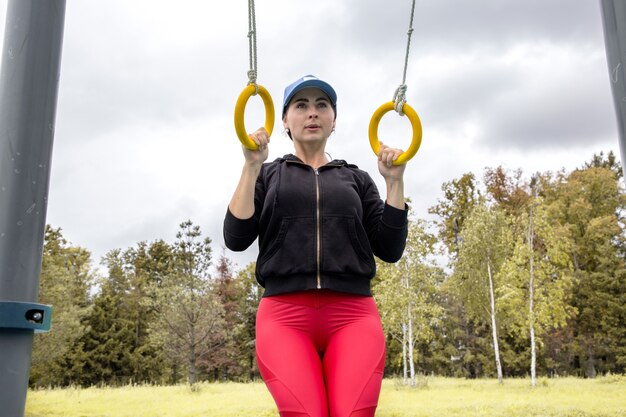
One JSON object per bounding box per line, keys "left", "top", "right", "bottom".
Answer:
{"left": 25, "top": 375, "right": 626, "bottom": 417}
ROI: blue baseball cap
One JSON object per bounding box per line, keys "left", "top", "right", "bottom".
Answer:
{"left": 282, "top": 75, "right": 337, "bottom": 118}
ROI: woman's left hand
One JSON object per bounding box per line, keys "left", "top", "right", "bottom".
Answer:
{"left": 377, "top": 141, "right": 406, "bottom": 181}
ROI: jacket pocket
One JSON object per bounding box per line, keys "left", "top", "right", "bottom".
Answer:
{"left": 257, "top": 216, "right": 316, "bottom": 279}
{"left": 320, "top": 215, "right": 376, "bottom": 277}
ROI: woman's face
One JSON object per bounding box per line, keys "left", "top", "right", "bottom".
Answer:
{"left": 283, "top": 87, "right": 336, "bottom": 144}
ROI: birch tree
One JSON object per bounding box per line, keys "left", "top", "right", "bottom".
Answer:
{"left": 451, "top": 204, "right": 512, "bottom": 383}
{"left": 374, "top": 218, "right": 443, "bottom": 386}
{"left": 528, "top": 195, "right": 537, "bottom": 386}
{"left": 499, "top": 194, "right": 575, "bottom": 386}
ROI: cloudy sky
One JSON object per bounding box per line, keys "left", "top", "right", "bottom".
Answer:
{"left": 0, "top": 0, "right": 621, "bottom": 274}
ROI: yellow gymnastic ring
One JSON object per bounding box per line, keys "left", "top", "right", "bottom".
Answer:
{"left": 368, "top": 101, "right": 422, "bottom": 165}
{"left": 234, "top": 84, "right": 275, "bottom": 150}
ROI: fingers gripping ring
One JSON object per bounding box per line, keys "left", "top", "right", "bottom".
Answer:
{"left": 234, "top": 84, "right": 275, "bottom": 150}
{"left": 368, "top": 101, "right": 422, "bottom": 165}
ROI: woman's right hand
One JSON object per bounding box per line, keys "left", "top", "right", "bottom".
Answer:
{"left": 243, "top": 127, "right": 270, "bottom": 166}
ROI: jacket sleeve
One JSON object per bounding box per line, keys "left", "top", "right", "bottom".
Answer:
{"left": 223, "top": 166, "right": 266, "bottom": 251}
{"left": 360, "top": 173, "right": 409, "bottom": 263}
{"left": 223, "top": 208, "right": 258, "bottom": 251}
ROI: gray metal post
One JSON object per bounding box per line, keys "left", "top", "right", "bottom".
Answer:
{"left": 600, "top": 0, "right": 626, "bottom": 179}
{"left": 0, "top": 0, "right": 66, "bottom": 416}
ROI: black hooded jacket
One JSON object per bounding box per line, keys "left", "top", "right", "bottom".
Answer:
{"left": 223, "top": 154, "right": 408, "bottom": 296}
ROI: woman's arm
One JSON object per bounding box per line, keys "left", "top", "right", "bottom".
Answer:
{"left": 229, "top": 162, "right": 264, "bottom": 219}
{"left": 223, "top": 127, "right": 270, "bottom": 251}
{"left": 228, "top": 127, "right": 270, "bottom": 219}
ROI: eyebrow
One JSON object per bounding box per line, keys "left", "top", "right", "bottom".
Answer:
{"left": 294, "top": 97, "right": 330, "bottom": 103}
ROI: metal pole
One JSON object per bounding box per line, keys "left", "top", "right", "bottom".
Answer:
{"left": 600, "top": 0, "right": 626, "bottom": 179}
{"left": 0, "top": 1, "right": 66, "bottom": 416}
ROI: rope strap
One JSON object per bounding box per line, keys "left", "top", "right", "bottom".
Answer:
{"left": 394, "top": 0, "right": 416, "bottom": 115}
{"left": 393, "top": 84, "right": 408, "bottom": 114}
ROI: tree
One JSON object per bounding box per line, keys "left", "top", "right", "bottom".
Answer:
{"left": 498, "top": 182, "right": 576, "bottom": 385}
{"left": 583, "top": 150, "right": 623, "bottom": 179}
{"left": 66, "top": 249, "right": 138, "bottom": 386}
{"left": 232, "top": 261, "right": 263, "bottom": 381}
{"left": 200, "top": 251, "right": 247, "bottom": 380}
{"left": 122, "top": 239, "right": 176, "bottom": 383}
{"left": 450, "top": 203, "right": 512, "bottom": 383}
{"left": 543, "top": 166, "right": 626, "bottom": 376}
{"left": 147, "top": 220, "right": 226, "bottom": 387}
{"left": 483, "top": 165, "right": 532, "bottom": 223}
{"left": 527, "top": 189, "right": 538, "bottom": 387}
{"left": 429, "top": 173, "right": 482, "bottom": 257}
{"left": 30, "top": 226, "right": 93, "bottom": 387}
{"left": 483, "top": 168, "right": 577, "bottom": 383}
{"left": 374, "top": 218, "right": 444, "bottom": 386}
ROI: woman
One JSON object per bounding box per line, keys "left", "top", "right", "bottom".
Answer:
{"left": 224, "top": 75, "right": 408, "bottom": 417}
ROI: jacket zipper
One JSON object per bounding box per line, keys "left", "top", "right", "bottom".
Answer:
{"left": 287, "top": 158, "right": 342, "bottom": 289}
{"left": 314, "top": 168, "right": 321, "bottom": 289}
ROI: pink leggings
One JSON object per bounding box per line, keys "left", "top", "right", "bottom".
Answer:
{"left": 255, "top": 290, "right": 386, "bottom": 417}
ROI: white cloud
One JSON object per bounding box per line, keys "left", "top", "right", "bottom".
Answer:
{"left": 0, "top": 0, "right": 620, "bottom": 276}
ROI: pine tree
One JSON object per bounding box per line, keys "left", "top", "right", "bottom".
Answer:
{"left": 30, "top": 226, "right": 93, "bottom": 387}
{"left": 147, "top": 220, "right": 226, "bottom": 387}
{"left": 69, "top": 250, "right": 137, "bottom": 386}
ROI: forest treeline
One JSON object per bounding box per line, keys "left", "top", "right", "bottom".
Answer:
{"left": 29, "top": 152, "right": 625, "bottom": 387}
